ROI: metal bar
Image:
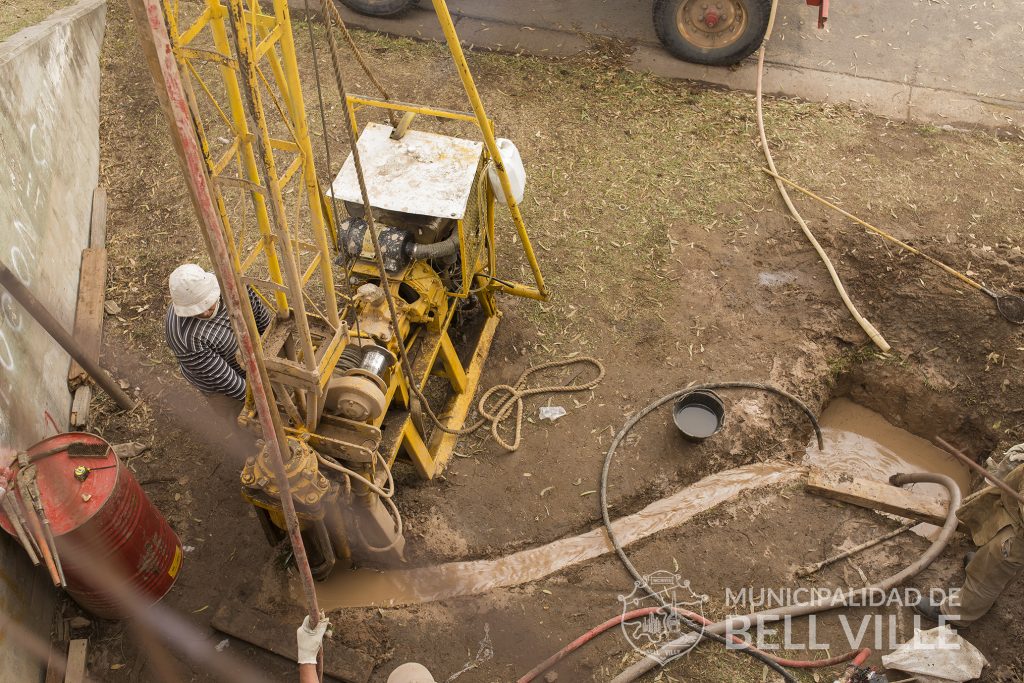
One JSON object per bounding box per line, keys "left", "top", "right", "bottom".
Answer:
{"left": 345, "top": 94, "right": 477, "bottom": 124}
{"left": 494, "top": 281, "right": 545, "bottom": 300}
{"left": 252, "top": 22, "right": 282, "bottom": 60}
{"left": 29, "top": 476, "right": 66, "bottom": 586}
{"left": 213, "top": 135, "right": 242, "bottom": 174}
{"left": 0, "top": 263, "right": 134, "bottom": 410}
{"left": 226, "top": 0, "right": 319, "bottom": 377}
{"left": 268, "top": 137, "right": 301, "bottom": 153}
{"left": 270, "top": 0, "right": 339, "bottom": 327}
{"left": 935, "top": 437, "right": 1024, "bottom": 506}
{"left": 301, "top": 251, "right": 321, "bottom": 285}
{"left": 16, "top": 483, "right": 60, "bottom": 585}
{"left": 0, "top": 495, "right": 40, "bottom": 565}
{"left": 178, "top": 47, "right": 236, "bottom": 68}
{"left": 278, "top": 153, "right": 304, "bottom": 188}
{"left": 240, "top": 237, "right": 268, "bottom": 271}
{"left": 795, "top": 522, "right": 916, "bottom": 577}
{"left": 207, "top": 6, "right": 290, "bottom": 312}
{"left": 127, "top": 0, "right": 321, "bottom": 629}
{"left": 176, "top": 6, "right": 212, "bottom": 47}
{"left": 213, "top": 173, "right": 266, "bottom": 195}
{"left": 430, "top": 0, "right": 547, "bottom": 299}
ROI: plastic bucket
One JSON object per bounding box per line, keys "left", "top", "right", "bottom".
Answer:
{"left": 672, "top": 391, "right": 725, "bottom": 442}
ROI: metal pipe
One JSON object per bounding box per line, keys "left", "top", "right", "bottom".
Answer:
{"left": 16, "top": 486, "right": 61, "bottom": 586}
{"left": 935, "top": 436, "right": 1024, "bottom": 507}
{"left": 406, "top": 229, "right": 460, "bottom": 261}
{"left": 0, "top": 262, "right": 135, "bottom": 411}
{"left": 795, "top": 522, "right": 916, "bottom": 577}
{"left": 610, "top": 472, "right": 961, "bottom": 683}
{"left": 127, "top": 0, "right": 321, "bottom": 632}
{"left": 1, "top": 494, "right": 40, "bottom": 564}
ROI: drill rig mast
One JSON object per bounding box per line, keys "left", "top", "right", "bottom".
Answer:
{"left": 128, "top": 0, "right": 546, "bottom": 578}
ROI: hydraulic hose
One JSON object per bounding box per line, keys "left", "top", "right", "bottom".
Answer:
{"left": 609, "top": 472, "right": 961, "bottom": 682}
{"left": 600, "top": 382, "right": 822, "bottom": 682}
{"left": 755, "top": 0, "right": 889, "bottom": 352}
{"left": 517, "top": 606, "right": 869, "bottom": 683}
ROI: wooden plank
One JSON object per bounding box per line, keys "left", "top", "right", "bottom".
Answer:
{"left": 44, "top": 641, "right": 67, "bottom": 683}
{"left": 63, "top": 639, "right": 87, "bottom": 683}
{"left": 805, "top": 467, "right": 958, "bottom": 527}
{"left": 69, "top": 385, "right": 93, "bottom": 428}
{"left": 89, "top": 187, "right": 107, "bottom": 249}
{"left": 67, "top": 248, "right": 108, "bottom": 387}
{"left": 211, "top": 602, "right": 374, "bottom": 683}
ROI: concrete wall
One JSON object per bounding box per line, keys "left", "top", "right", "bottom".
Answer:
{"left": 0, "top": 1, "right": 106, "bottom": 680}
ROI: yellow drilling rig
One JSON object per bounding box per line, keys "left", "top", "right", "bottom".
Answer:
{"left": 128, "top": 0, "right": 546, "bottom": 579}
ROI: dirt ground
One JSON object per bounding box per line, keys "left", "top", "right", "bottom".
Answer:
{"left": 67, "top": 1, "right": 1024, "bottom": 681}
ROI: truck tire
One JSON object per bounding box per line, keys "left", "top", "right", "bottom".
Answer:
{"left": 653, "top": 0, "right": 771, "bottom": 66}
{"left": 339, "top": 0, "right": 418, "bottom": 18}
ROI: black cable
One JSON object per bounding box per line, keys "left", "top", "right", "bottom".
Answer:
{"left": 600, "top": 382, "right": 823, "bottom": 681}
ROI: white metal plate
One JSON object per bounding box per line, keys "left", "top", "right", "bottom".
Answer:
{"left": 329, "top": 122, "right": 484, "bottom": 220}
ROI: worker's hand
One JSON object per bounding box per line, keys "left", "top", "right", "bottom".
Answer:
{"left": 296, "top": 612, "right": 329, "bottom": 665}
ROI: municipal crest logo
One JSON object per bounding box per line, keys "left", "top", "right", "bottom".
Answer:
{"left": 618, "top": 570, "right": 707, "bottom": 664}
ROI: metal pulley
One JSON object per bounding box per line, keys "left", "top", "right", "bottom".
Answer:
{"left": 325, "top": 344, "right": 396, "bottom": 422}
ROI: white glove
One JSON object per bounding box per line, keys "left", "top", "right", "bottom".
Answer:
{"left": 296, "top": 613, "right": 328, "bottom": 665}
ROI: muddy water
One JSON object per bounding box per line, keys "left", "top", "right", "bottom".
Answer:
{"left": 317, "top": 462, "right": 801, "bottom": 609}
{"left": 804, "top": 399, "right": 971, "bottom": 534}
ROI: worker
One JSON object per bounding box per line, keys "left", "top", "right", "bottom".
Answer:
{"left": 915, "top": 443, "right": 1024, "bottom": 627}
{"left": 165, "top": 264, "right": 270, "bottom": 402}
{"left": 295, "top": 615, "right": 436, "bottom": 683}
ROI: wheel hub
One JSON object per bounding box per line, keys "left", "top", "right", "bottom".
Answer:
{"left": 677, "top": 0, "right": 748, "bottom": 49}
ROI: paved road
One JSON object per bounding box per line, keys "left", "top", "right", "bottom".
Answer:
{"left": 331, "top": 0, "right": 1024, "bottom": 129}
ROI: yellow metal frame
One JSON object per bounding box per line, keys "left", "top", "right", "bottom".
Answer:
{"left": 157, "top": 0, "right": 546, "bottom": 478}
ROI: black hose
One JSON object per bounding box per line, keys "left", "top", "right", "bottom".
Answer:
{"left": 599, "top": 382, "right": 823, "bottom": 681}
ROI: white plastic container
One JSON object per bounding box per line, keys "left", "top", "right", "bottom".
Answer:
{"left": 487, "top": 138, "right": 526, "bottom": 206}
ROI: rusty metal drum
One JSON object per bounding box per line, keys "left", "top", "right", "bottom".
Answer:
{"left": 0, "top": 433, "right": 182, "bottom": 619}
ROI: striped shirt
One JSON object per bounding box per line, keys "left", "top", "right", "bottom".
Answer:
{"left": 165, "top": 288, "right": 271, "bottom": 400}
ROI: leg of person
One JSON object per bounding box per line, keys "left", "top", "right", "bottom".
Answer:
{"left": 941, "top": 525, "right": 1024, "bottom": 625}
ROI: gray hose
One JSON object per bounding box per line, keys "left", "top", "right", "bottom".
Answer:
{"left": 609, "top": 471, "right": 961, "bottom": 683}
{"left": 600, "top": 383, "right": 822, "bottom": 681}
{"left": 406, "top": 228, "right": 459, "bottom": 260}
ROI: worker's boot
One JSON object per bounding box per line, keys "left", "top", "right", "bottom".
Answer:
{"left": 913, "top": 596, "right": 943, "bottom": 623}
{"left": 913, "top": 596, "right": 967, "bottom": 629}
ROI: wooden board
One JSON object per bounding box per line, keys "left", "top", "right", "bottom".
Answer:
{"left": 44, "top": 642, "right": 67, "bottom": 683}
{"left": 69, "top": 385, "right": 93, "bottom": 428}
{"left": 805, "top": 467, "right": 959, "bottom": 527}
{"left": 211, "top": 602, "right": 374, "bottom": 683}
{"left": 64, "top": 639, "right": 88, "bottom": 683}
{"left": 89, "top": 187, "right": 107, "bottom": 249}
{"left": 67, "top": 247, "right": 108, "bottom": 388}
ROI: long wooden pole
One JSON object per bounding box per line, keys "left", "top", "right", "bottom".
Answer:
{"left": 127, "top": 0, "right": 321, "bottom": 631}
{"left": 935, "top": 437, "right": 1024, "bottom": 506}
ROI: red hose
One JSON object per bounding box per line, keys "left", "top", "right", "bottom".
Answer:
{"left": 517, "top": 606, "right": 870, "bottom": 683}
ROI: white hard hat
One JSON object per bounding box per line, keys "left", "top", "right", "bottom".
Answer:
{"left": 168, "top": 264, "right": 220, "bottom": 317}
{"left": 387, "top": 663, "right": 436, "bottom": 683}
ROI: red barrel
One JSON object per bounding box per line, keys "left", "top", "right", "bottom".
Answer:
{"left": 0, "top": 433, "right": 182, "bottom": 619}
